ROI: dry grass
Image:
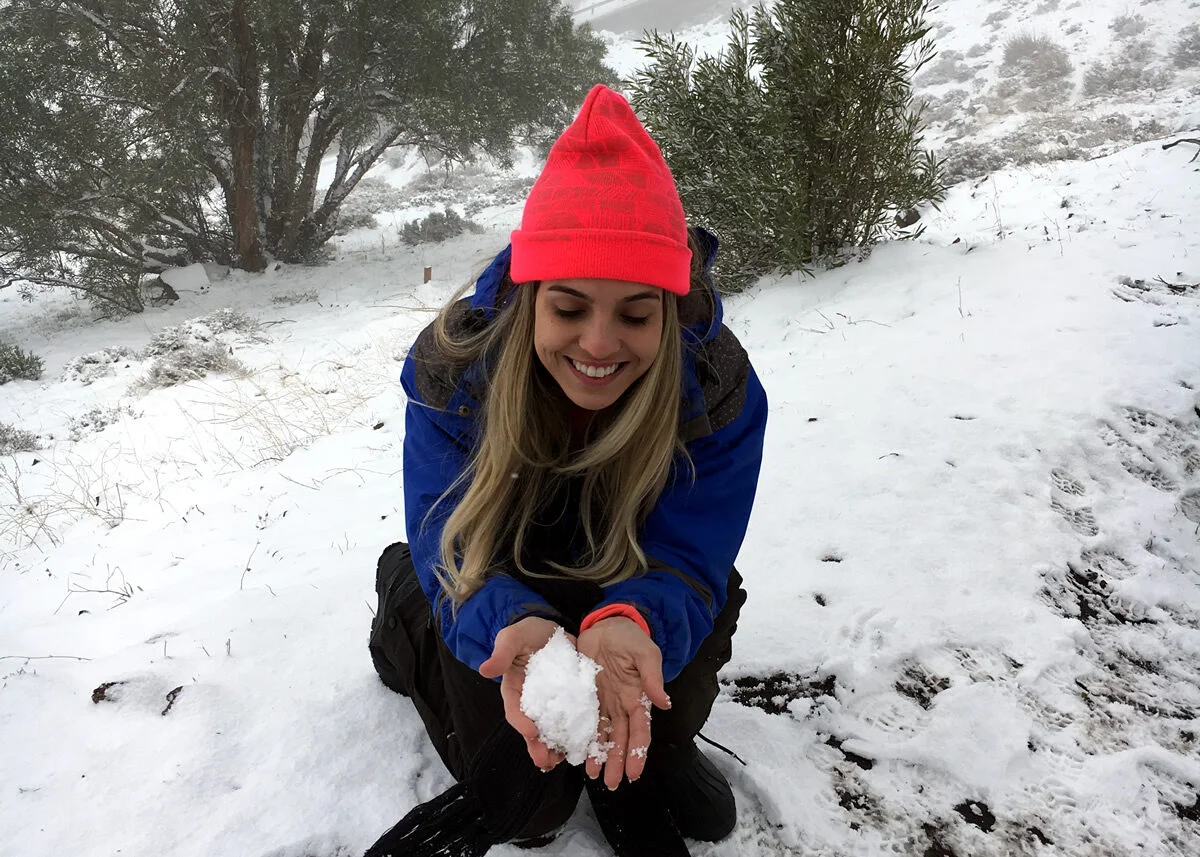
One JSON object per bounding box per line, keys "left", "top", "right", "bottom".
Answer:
{"left": 169, "top": 352, "right": 394, "bottom": 471}
{"left": 0, "top": 446, "right": 133, "bottom": 557}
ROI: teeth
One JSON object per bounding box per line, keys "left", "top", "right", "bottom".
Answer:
{"left": 571, "top": 359, "right": 620, "bottom": 378}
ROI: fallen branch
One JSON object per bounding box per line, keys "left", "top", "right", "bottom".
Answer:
{"left": 0, "top": 654, "right": 92, "bottom": 662}
{"left": 1154, "top": 276, "right": 1199, "bottom": 294}
{"left": 1162, "top": 138, "right": 1200, "bottom": 162}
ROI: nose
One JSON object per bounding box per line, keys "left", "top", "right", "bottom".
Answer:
{"left": 578, "top": 315, "right": 619, "bottom": 360}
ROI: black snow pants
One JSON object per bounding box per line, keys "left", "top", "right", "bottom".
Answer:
{"left": 367, "top": 541, "right": 746, "bottom": 839}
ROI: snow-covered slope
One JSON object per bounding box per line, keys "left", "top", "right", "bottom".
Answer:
{"left": 2, "top": 4, "right": 1200, "bottom": 857}
{"left": 589, "top": 0, "right": 1200, "bottom": 180}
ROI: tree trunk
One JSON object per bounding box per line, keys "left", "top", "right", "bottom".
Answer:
{"left": 278, "top": 109, "right": 340, "bottom": 259}
{"left": 228, "top": 0, "right": 267, "bottom": 272}
{"left": 263, "top": 18, "right": 328, "bottom": 256}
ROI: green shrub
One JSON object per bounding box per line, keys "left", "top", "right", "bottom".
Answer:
{"left": 0, "top": 422, "right": 41, "bottom": 454}
{"left": 994, "top": 32, "right": 1074, "bottom": 111}
{"left": 400, "top": 207, "right": 484, "bottom": 246}
{"left": 1001, "top": 33, "right": 1073, "bottom": 87}
{"left": 1173, "top": 24, "right": 1200, "bottom": 68}
{"left": 138, "top": 343, "right": 245, "bottom": 391}
{"left": 629, "top": 0, "right": 945, "bottom": 291}
{"left": 336, "top": 177, "right": 411, "bottom": 234}
{"left": 67, "top": 404, "right": 138, "bottom": 441}
{"left": 334, "top": 211, "right": 379, "bottom": 235}
{"left": 61, "top": 346, "right": 137, "bottom": 385}
{"left": 271, "top": 289, "right": 319, "bottom": 306}
{"left": 198, "top": 308, "right": 259, "bottom": 335}
{"left": 135, "top": 311, "right": 255, "bottom": 391}
{"left": 343, "top": 177, "right": 408, "bottom": 215}
{"left": 939, "top": 142, "right": 1013, "bottom": 184}
{"left": 143, "top": 310, "right": 258, "bottom": 359}
{"left": 916, "top": 50, "right": 972, "bottom": 87}
{"left": 1110, "top": 13, "right": 1148, "bottom": 40}
{"left": 0, "top": 342, "right": 44, "bottom": 384}
{"left": 920, "top": 89, "right": 971, "bottom": 125}
{"left": 1084, "top": 40, "right": 1174, "bottom": 97}
{"left": 939, "top": 111, "right": 1171, "bottom": 183}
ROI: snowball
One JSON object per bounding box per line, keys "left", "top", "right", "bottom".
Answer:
{"left": 520, "top": 628, "right": 602, "bottom": 765}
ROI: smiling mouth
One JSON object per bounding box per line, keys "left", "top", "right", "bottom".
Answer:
{"left": 569, "top": 358, "right": 624, "bottom": 379}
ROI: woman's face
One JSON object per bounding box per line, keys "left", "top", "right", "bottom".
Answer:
{"left": 533, "top": 278, "right": 665, "bottom": 411}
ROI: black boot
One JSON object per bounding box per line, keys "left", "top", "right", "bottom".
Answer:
{"left": 364, "top": 721, "right": 578, "bottom": 857}
{"left": 368, "top": 543, "right": 429, "bottom": 697}
{"left": 648, "top": 742, "right": 736, "bottom": 842}
{"left": 585, "top": 776, "right": 690, "bottom": 857}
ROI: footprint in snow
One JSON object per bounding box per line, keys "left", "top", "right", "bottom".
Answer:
{"left": 1097, "top": 419, "right": 1178, "bottom": 492}
{"left": 1048, "top": 466, "right": 1099, "bottom": 536}
{"left": 1179, "top": 489, "right": 1200, "bottom": 527}
{"left": 1115, "top": 405, "right": 1200, "bottom": 529}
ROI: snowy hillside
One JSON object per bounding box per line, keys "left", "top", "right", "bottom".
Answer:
{"left": 591, "top": 0, "right": 1200, "bottom": 180}
{"left": 2, "top": 3, "right": 1200, "bottom": 857}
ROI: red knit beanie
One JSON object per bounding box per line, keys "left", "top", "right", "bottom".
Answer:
{"left": 510, "top": 84, "right": 691, "bottom": 296}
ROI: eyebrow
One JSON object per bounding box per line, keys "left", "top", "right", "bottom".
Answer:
{"left": 546, "top": 285, "right": 660, "bottom": 303}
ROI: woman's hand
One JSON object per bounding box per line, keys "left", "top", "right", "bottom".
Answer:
{"left": 478, "top": 616, "right": 567, "bottom": 771}
{"left": 576, "top": 617, "right": 670, "bottom": 790}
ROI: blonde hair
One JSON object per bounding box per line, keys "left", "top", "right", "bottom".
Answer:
{"left": 427, "top": 257, "right": 701, "bottom": 605}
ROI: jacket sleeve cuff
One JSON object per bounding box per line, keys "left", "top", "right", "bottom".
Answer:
{"left": 440, "top": 576, "right": 558, "bottom": 674}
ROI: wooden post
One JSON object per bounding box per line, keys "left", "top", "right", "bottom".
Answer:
{"left": 423, "top": 266, "right": 433, "bottom": 284}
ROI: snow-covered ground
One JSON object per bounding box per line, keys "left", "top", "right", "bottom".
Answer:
{"left": 3, "top": 3, "right": 1200, "bottom": 857}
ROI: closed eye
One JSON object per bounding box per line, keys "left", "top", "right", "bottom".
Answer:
{"left": 553, "top": 308, "right": 584, "bottom": 319}
{"left": 622, "top": 315, "right": 651, "bottom": 326}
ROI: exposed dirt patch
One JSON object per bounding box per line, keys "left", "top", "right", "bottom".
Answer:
{"left": 922, "top": 822, "right": 960, "bottom": 857}
{"left": 954, "top": 800, "right": 996, "bottom": 833}
{"left": 895, "top": 661, "right": 951, "bottom": 709}
{"left": 162, "top": 685, "right": 183, "bottom": 716}
{"left": 1175, "top": 795, "right": 1200, "bottom": 823}
{"left": 91, "top": 681, "right": 126, "bottom": 703}
{"left": 825, "top": 735, "right": 874, "bottom": 770}
{"left": 727, "top": 671, "right": 836, "bottom": 715}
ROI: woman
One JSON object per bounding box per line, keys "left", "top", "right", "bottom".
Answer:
{"left": 367, "top": 85, "right": 767, "bottom": 857}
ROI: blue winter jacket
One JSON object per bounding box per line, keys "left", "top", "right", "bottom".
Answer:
{"left": 400, "top": 229, "right": 768, "bottom": 682}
